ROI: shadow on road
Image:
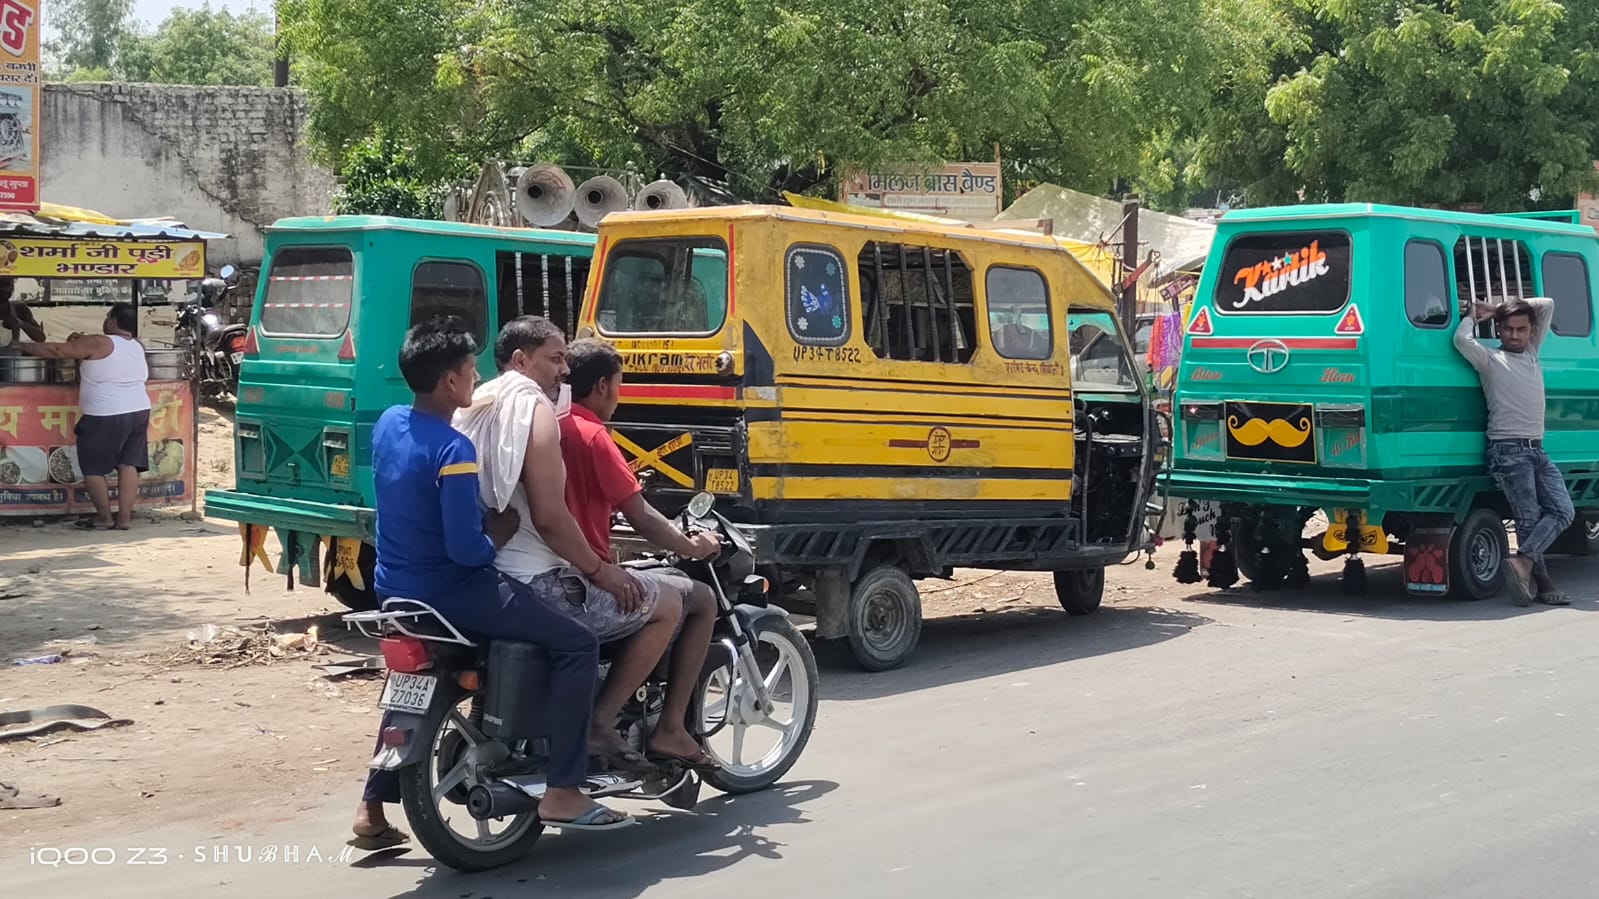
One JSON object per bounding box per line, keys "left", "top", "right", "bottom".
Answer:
{"left": 1178, "top": 557, "right": 1599, "bottom": 621}
{"left": 367, "top": 779, "right": 838, "bottom": 899}
{"left": 818, "top": 602, "right": 1212, "bottom": 702}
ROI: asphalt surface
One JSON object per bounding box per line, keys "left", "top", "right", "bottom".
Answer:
{"left": 13, "top": 558, "right": 1599, "bottom": 898}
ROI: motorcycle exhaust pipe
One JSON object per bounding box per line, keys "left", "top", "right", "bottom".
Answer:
{"left": 466, "top": 781, "right": 538, "bottom": 820}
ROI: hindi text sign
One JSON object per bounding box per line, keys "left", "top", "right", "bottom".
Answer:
{"left": 839, "top": 163, "right": 1004, "bottom": 222}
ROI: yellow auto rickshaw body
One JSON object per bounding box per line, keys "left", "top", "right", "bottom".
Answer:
{"left": 581, "top": 204, "right": 1160, "bottom": 670}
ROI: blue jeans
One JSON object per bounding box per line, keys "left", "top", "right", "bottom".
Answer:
{"left": 1487, "top": 441, "right": 1575, "bottom": 571}
{"left": 362, "top": 569, "right": 599, "bottom": 802}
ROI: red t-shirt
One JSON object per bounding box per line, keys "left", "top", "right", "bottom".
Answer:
{"left": 559, "top": 404, "right": 642, "bottom": 561}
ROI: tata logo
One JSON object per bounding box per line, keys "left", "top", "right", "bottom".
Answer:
{"left": 1320, "top": 367, "right": 1356, "bottom": 384}
{"left": 1190, "top": 367, "right": 1223, "bottom": 381}
{"left": 1246, "top": 339, "right": 1290, "bottom": 374}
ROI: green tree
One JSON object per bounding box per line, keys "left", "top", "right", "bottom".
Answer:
{"left": 280, "top": 0, "right": 1252, "bottom": 203}
{"left": 1189, "top": 0, "right": 1599, "bottom": 210}
{"left": 49, "top": 0, "right": 133, "bottom": 75}
{"left": 332, "top": 136, "right": 469, "bottom": 218}
{"left": 118, "top": 7, "right": 276, "bottom": 87}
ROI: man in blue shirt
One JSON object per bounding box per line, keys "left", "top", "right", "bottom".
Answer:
{"left": 350, "top": 318, "right": 631, "bottom": 851}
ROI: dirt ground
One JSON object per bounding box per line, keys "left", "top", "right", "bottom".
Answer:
{"left": 0, "top": 404, "right": 1353, "bottom": 851}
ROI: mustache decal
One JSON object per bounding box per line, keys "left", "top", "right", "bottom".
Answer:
{"left": 1226, "top": 414, "right": 1312, "bottom": 449}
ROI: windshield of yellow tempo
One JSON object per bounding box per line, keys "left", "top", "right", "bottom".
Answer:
{"left": 581, "top": 205, "right": 1162, "bottom": 670}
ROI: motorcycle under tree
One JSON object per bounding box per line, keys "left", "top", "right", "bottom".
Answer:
{"left": 175, "top": 264, "right": 247, "bottom": 398}
{"left": 344, "top": 493, "right": 820, "bottom": 873}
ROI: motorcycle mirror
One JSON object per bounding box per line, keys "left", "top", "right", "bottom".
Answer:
{"left": 220, "top": 264, "right": 236, "bottom": 279}
{"left": 686, "top": 492, "right": 715, "bottom": 520}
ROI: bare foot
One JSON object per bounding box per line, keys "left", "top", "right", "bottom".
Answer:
{"left": 648, "top": 722, "right": 714, "bottom": 765}
{"left": 352, "top": 800, "right": 388, "bottom": 837}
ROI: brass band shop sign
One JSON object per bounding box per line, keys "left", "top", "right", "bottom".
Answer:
{"left": 0, "top": 238, "right": 206, "bottom": 278}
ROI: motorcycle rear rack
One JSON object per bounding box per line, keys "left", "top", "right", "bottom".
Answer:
{"left": 343, "top": 598, "right": 476, "bottom": 647}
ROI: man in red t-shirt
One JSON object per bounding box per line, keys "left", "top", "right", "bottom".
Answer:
{"left": 561, "top": 338, "right": 722, "bottom": 770}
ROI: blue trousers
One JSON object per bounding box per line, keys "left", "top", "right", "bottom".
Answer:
{"left": 362, "top": 570, "right": 599, "bottom": 802}
{"left": 1488, "top": 441, "right": 1575, "bottom": 571}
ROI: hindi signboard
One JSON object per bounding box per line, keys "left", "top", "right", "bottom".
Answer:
{"left": 0, "top": 0, "right": 40, "bottom": 212}
{"left": 0, "top": 237, "right": 206, "bottom": 278}
{"left": 839, "top": 163, "right": 1004, "bottom": 222}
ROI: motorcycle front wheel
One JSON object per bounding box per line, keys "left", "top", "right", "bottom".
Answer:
{"left": 691, "top": 615, "right": 819, "bottom": 794}
{"left": 398, "top": 700, "right": 543, "bottom": 873}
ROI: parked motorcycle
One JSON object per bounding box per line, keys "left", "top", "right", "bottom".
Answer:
{"left": 343, "top": 492, "right": 820, "bottom": 872}
{"left": 175, "top": 264, "right": 248, "bottom": 398}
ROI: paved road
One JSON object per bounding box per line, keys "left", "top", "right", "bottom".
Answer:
{"left": 14, "top": 558, "right": 1599, "bottom": 898}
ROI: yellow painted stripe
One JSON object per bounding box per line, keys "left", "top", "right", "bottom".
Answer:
{"left": 766, "top": 386, "right": 1073, "bottom": 421}
{"left": 746, "top": 420, "right": 1075, "bottom": 470}
{"left": 778, "top": 409, "right": 1074, "bottom": 429}
{"left": 777, "top": 375, "right": 1071, "bottom": 399}
{"left": 438, "top": 462, "right": 478, "bottom": 477}
{"left": 750, "top": 476, "right": 1072, "bottom": 502}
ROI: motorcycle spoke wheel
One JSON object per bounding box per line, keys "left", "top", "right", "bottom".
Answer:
{"left": 694, "top": 617, "right": 817, "bottom": 792}
{"left": 420, "top": 699, "right": 536, "bottom": 851}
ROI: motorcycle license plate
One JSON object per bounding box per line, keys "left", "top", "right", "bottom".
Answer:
{"left": 379, "top": 672, "right": 436, "bottom": 713}
{"left": 230, "top": 352, "right": 244, "bottom": 365}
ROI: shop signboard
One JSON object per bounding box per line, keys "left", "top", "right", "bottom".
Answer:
{"left": 839, "top": 163, "right": 1004, "bottom": 222}
{"left": 0, "top": 0, "right": 40, "bottom": 212}
{"left": 0, "top": 380, "right": 196, "bottom": 514}
{"left": 0, "top": 238, "right": 207, "bottom": 279}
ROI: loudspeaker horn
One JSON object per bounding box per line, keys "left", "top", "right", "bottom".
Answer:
{"left": 634, "top": 178, "right": 689, "bottom": 211}
{"left": 515, "top": 163, "right": 577, "bottom": 226}
{"left": 575, "top": 175, "right": 630, "bottom": 228}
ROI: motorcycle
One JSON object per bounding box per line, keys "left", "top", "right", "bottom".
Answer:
{"left": 343, "top": 492, "right": 820, "bottom": 872}
{"left": 175, "top": 264, "right": 248, "bottom": 398}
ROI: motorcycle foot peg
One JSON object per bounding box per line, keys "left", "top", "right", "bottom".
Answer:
{"left": 467, "top": 781, "right": 538, "bottom": 821}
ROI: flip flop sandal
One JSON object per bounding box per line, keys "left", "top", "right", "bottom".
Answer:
{"left": 73, "top": 518, "right": 112, "bottom": 530}
{"left": 541, "top": 805, "right": 636, "bottom": 832}
{"left": 1536, "top": 592, "right": 1573, "bottom": 606}
{"left": 346, "top": 825, "right": 411, "bottom": 851}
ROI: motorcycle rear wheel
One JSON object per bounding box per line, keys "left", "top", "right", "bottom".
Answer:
{"left": 399, "top": 704, "right": 543, "bottom": 873}
{"left": 692, "top": 616, "right": 819, "bottom": 795}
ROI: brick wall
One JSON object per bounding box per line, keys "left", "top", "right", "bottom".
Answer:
{"left": 41, "top": 83, "right": 337, "bottom": 267}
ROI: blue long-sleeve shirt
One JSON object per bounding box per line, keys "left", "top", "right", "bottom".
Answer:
{"left": 372, "top": 405, "right": 496, "bottom": 601}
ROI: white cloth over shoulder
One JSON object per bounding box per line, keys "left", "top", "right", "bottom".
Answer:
{"left": 451, "top": 371, "right": 571, "bottom": 511}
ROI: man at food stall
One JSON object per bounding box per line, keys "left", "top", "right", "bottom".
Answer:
{"left": 17, "top": 303, "right": 151, "bottom": 529}
{"left": 0, "top": 277, "right": 46, "bottom": 346}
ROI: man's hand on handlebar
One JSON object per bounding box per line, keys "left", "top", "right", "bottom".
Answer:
{"left": 593, "top": 562, "right": 645, "bottom": 612}
{"left": 681, "top": 531, "right": 721, "bottom": 561}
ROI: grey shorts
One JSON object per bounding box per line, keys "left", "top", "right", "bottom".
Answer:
{"left": 521, "top": 565, "right": 695, "bottom": 643}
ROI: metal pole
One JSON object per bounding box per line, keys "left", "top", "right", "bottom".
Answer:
{"left": 921, "top": 248, "right": 941, "bottom": 362}
{"left": 1121, "top": 196, "right": 1141, "bottom": 338}
{"left": 273, "top": 6, "right": 290, "bottom": 87}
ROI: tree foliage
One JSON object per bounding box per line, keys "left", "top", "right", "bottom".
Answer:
{"left": 119, "top": 8, "right": 276, "bottom": 87}
{"left": 331, "top": 136, "right": 469, "bottom": 218}
{"left": 49, "top": 1, "right": 275, "bottom": 87}
{"left": 280, "top": 0, "right": 1255, "bottom": 202}
{"left": 1189, "top": 0, "right": 1599, "bottom": 210}
{"left": 50, "top": 0, "right": 133, "bottom": 73}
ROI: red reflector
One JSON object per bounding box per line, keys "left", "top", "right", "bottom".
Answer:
{"left": 243, "top": 326, "right": 259, "bottom": 357}
{"left": 1335, "top": 304, "right": 1365, "bottom": 335}
{"left": 379, "top": 726, "right": 409, "bottom": 747}
{"left": 380, "top": 637, "right": 431, "bottom": 673}
{"left": 337, "top": 331, "right": 356, "bottom": 362}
